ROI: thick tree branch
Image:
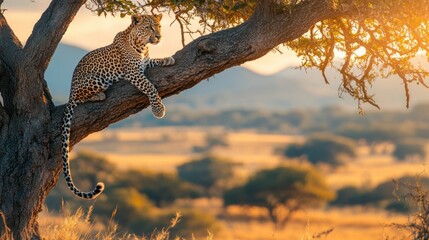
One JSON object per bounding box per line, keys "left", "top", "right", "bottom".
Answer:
{"left": 47, "top": 0, "right": 339, "bottom": 170}
{"left": 0, "top": 13, "right": 22, "bottom": 69}
{"left": 13, "top": 0, "right": 85, "bottom": 115}
{"left": 0, "top": 60, "right": 14, "bottom": 115}
{"left": 24, "top": 0, "right": 86, "bottom": 72}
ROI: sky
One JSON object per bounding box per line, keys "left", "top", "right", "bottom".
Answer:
{"left": 2, "top": 0, "right": 301, "bottom": 75}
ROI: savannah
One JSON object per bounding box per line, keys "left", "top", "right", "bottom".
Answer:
{"left": 74, "top": 127, "right": 413, "bottom": 240}
{"left": 2, "top": 0, "right": 429, "bottom": 239}
{"left": 41, "top": 106, "right": 429, "bottom": 239}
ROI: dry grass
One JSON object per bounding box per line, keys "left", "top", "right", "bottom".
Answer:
{"left": 36, "top": 205, "right": 408, "bottom": 240}
{"left": 39, "top": 207, "right": 212, "bottom": 240}
{"left": 214, "top": 206, "right": 408, "bottom": 240}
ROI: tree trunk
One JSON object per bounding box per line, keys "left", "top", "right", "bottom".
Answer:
{"left": 0, "top": 66, "right": 56, "bottom": 239}
{"left": 0, "top": 0, "right": 341, "bottom": 238}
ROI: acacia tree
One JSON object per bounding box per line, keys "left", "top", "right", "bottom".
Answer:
{"left": 223, "top": 166, "right": 334, "bottom": 229}
{"left": 283, "top": 133, "right": 356, "bottom": 167}
{"left": 1, "top": 0, "right": 429, "bottom": 238}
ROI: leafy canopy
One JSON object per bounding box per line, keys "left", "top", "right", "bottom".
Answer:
{"left": 177, "top": 156, "right": 238, "bottom": 195}
{"left": 223, "top": 165, "right": 334, "bottom": 228}
{"left": 223, "top": 165, "right": 334, "bottom": 208}
{"left": 87, "top": 0, "right": 429, "bottom": 110}
{"left": 282, "top": 133, "right": 356, "bottom": 167}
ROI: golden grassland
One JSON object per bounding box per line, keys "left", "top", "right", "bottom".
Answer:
{"left": 76, "top": 126, "right": 429, "bottom": 188}
{"left": 39, "top": 208, "right": 208, "bottom": 240}
{"left": 38, "top": 205, "right": 409, "bottom": 240}
{"left": 62, "top": 126, "right": 428, "bottom": 239}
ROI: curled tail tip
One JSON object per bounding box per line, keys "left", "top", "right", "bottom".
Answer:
{"left": 79, "top": 182, "right": 105, "bottom": 200}
{"left": 96, "top": 182, "right": 105, "bottom": 191}
{"left": 153, "top": 103, "right": 166, "bottom": 119}
{"left": 154, "top": 111, "right": 165, "bottom": 119}
{"left": 93, "top": 182, "right": 105, "bottom": 196}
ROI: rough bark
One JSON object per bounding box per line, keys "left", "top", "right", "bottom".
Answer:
{"left": 0, "top": 0, "right": 342, "bottom": 239}
{"left": 0, "top": 1, "right": 85, "bottom": 239}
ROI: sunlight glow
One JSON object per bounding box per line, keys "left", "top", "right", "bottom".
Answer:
{"left": 3, "top": 1, "right": 300, "bottom": 75}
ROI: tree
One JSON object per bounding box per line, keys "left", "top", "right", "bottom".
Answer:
{"left": 223, "top": 165, "right": 334, "bottom": 229}
{"left": 177, "top": 156, "right": 238, "bottom": 196}
{"left": 1, "top": 0, "right": 429, "bottom": 238}
{"left": 282, "top": 134, "right": 356, "bottom": 167}
{"left": 393, "top": 139, "right": 427, "bottom": 161}
{"left": 192, "top": 133, "right": 229, "bottom": 153}
{"left": 114, "top": 170, "right": 204, "bottom": 207}
{"left": 330, "top": 176, "right": 429, "bottom": 213}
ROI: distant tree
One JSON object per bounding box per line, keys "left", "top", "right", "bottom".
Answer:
{"left": 331, "top": 176, "right": 429, "bottom": 213}
{"left": 192, "top": 134, "right": 229, "bottom": 153}
{"left": 282, "top": 134, "right": 356, "bottom": 167}
{"left": 283, "top": 143, "right": 305, "bottom": 158}
{"left": 338, "top": 125, "right": 407, "bottom": 143}
{"left": 114, "top": 170, "right": 203, "bottom": 207}
{"left": 393, "top": 139, "right": 427, "bottom": 161}
{"left": 177, "top": 156, "right": 238, "bottom": 196}
{"left": 330, "top": 186, "right": 370, "bottom": 206}
{"left": 223, "top": 165, "right": 334, "bottom": 229}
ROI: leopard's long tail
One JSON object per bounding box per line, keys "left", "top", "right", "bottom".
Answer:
{"left": 61, "top": 101, "right": 104, "bottom": 199}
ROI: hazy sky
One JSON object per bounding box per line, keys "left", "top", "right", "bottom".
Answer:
{"left": 3, "top": 0, "right": 301, "bottom": 75}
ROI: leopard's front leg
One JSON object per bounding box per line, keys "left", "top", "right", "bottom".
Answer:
{"left": 145, "top": 56, "right": 175, "bottom": 68}
{"left": 125, "top": 67, "right": 165, "bottom": 118}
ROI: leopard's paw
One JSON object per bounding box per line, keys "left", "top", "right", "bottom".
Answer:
{"left": 165, "top": 56, "right": 175, "bottom": 66}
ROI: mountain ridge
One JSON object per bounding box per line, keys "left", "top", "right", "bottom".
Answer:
{"left": 45, "top": 44, "right": 429, "bottom": 111}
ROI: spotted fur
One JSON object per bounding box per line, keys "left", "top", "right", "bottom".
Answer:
{"left": 61, "top": 14, "right": 175, "bottom": 199}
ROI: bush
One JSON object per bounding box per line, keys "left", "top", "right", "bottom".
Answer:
{"left": 385, "top": 201, "right": 409, "bottom": 213}
{"left": 177, "top": 156, "right": 238, "bottom": 196}
{"left": 331, "top": 176, "right": 429, "bottom": 213}
{"left": 114, "top": 170, "right": 204, "bottom": 207}
{"left": 330, "top": 186, "right": 372, "bottom": 206}
{"left": 282, "top": 133, "right": 356, "bottom": 167}
{"left": 393, "top": 139, "right": 427, "bottom": 161}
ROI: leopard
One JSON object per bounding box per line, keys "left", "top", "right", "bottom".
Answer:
{"left": 61, "top": 13, "right": 175, "bottom": 199}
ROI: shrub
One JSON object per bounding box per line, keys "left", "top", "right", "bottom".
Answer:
{"left": 177, "top": 156, "right": 238, "bottom": 196}
{"left": 282, "top": 133, "right": 356, "bottom": 167}
{"left": 393, "top": 139, "right": 427, "bottom": 161}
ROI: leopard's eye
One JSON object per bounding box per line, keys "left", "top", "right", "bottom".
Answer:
{"left": 150, "top": 26, "right": 155, "bottom": 31}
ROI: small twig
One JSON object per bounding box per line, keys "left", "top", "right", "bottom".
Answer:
{"left": 174, "top": 11, "right": 186, "bottom": 47}
{"left": 312, "top": 228, "right": 334, "bottom": 239}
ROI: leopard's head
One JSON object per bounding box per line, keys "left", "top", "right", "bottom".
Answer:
{"left": 129, "top": 14, "right": 162, "bottom": 53}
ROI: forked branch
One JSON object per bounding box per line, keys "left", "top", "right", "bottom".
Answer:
{"left": 0, "top": 13, "right": 22, "bottom": 68}
{"left": 24, "top": 0, "right": 86, "bottom": 72}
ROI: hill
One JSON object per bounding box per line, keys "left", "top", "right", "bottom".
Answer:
{"left": 45, "top": 44, "right": 88, "bottom": 103}
{"left": 45, "top": 44, "right": 429, "bottom": 110}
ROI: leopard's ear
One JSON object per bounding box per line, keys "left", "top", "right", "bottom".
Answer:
{"left": 131, "top": 14, "right": 143, "bottom": 25}
{"left": 154, "top": 13, "right": 162, "bottom": 21}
